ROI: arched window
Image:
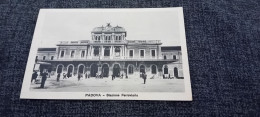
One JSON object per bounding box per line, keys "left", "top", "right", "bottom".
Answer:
{"left": 60, "top": 51, "right": 65, "bottom": 58}
{"left": 128, "top": 65, "right": 134, "bottom": 74}
{"left": 140, "top": 65, "right": 145, "bottom": 73}
{"left": 57, "top": 65, "right": 63, "bottom": 74}
{"left": 163, "top": 65, "right": 168, "bottom": 74}
{"left": 70, "top": 51, "right": 75, "bottom": 58}
{"left": 151, "top": 65, "right": 157, "bottom": 74}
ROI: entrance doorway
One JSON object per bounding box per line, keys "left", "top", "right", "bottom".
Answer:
{"left": 78, "top": 65, "right": 85, "bottom": 75}
{"left": 140, "top": 65, "right": 145, "bottom": 74}
{"left": 91, "top": 64, "right": 98, "bottom": 77}
{"left": 174, "top": 67, "right": 178, "bottom": 78}
{"left": 151, "top": 65, "right": 157, "bottom": 74}
{"left": 163, "top": 65, "right": 168, "bottom": 74}
{"left": 67, "top": 65, "right": 74, "bottom": 78}
{"left": 113, "top": 64, "right": 120, "bottom": 77}
{"left": 102, "top": 64, "right": 109, "bottom": 77}
{"left": 57, "top": 65, "right": 63, "bottom": 74}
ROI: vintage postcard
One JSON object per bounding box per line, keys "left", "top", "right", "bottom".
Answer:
{"left": 20, "top": 8, "right": 192, "bottom": 101}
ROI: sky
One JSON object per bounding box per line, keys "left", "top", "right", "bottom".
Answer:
{"left": 37, "top": 9, "right": 182, "bottom": 47}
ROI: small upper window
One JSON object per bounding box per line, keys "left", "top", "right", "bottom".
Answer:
{"left": 151, "top": 50, "right": 156, "bottom": 57}
{"left": 81, "top": 51, "right": 85, "bottom": 58}
{"left": 173, "top": 55, "right": 177, "bottom": 59}
{"left": 129, "top": 50, "right": 133, "bottom": 57}
{"left": 51, "top": 56, "right": 54, "bottom": 60}
{"left": 43, "top": 56, "right": 46, "bottom": 60}
{"left": 140, "top": 50, "right": 144, "bottom": 57}
{"left": 60, "top": 51, "right": 65, "bottom": 58}
{"left": 71, "top": 51, "right": 75, "bottom": 58}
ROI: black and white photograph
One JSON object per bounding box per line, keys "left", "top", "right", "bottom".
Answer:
{"left": 20, "top": 8, "right": 192, "bottom": 100}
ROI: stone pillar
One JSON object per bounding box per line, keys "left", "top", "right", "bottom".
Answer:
{"left": 91, "top": 46, "right": 94, "bottom": 58}
{"left": 100, "top": 46, "right": 103, "bottom": 59}
{"left": 158, "top": 45, "right": 161, "bottom": 59}
{"left": 121, "top": 46, "right": 123, "bottom": 59}
{"left": 111, "top": 46, "right": 114, "bottom": 59}
{"left": 124, "top": 46, "right": 127, "bottom": 59}
{"left": 110, "top": 46, "right": 112, "bottom": 59}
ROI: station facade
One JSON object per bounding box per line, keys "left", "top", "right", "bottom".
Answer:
{"left": 36, "top": 24, "right": 183, "bottom": 78}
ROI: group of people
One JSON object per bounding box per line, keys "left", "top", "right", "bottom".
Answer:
{"left": 31, "top": 70, "right": 49, "bottom": 88}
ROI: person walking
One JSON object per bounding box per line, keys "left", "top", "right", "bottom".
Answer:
{"left": 78, "top": 73, "right": 81, "bottom": 81}
{"left": 112, "top": 74, "right": 115, "bottom": 80}
{"left": 31, "top": 71, "right": 38, "bottom": 83}
{"left": 63, "top": 73, "right": 67, "bottom": 79}
{"left": 57, "top": 73, "right": 60, "bottom": 82}
{"left": 143, "top": 72, "right": 147, "bottom": 84}
{"left": 40, "top": 70, "right": 48, "bottom": 88}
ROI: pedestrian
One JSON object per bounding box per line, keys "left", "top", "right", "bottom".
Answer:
{"left": 121, "top": 74, "right": 124, "bottom": 79}
{"left": 112, "top": 74, "right": 114, "bottom": 80}
{"left": 85, "top": 73, "right": 88, "bottom": 79}
{"left": 40, "top": 70, "right": 48, "bottom": 88}
{"left": 63, "top": 73, "right": 66, "bottom": 79}
{"left": 57, "top": 73, "right": 60, "bottom": 82}
{"left": 143, "top": 72, "right": 147, "bottom": 84}
{"left": 31, "top": 71, "right": 38, "bottom": 83}
{"left": 78, "top": 73, "right": 81, "bottom": 81}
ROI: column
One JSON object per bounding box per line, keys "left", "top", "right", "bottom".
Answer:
{"left": 125, "top": 46, "right": 127, "bottom": 59}
{"left": 121, "top": 46, "right": 123, "bottom": 59}
{"left": 110, "top": 46, "right": 112, "bottom": 59}
{"left": 100, "top": 46, "right": 103, "bottom": 59}
{"left": 111, "top": 46, "right": 114, "bottom": 59}
{"left": 91, "top": 46, "right": 94, "bottom": 58}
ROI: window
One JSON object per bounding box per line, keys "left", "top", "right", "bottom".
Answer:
{"left": 94, "top": 47, "right": 99, "bottom": 56}
{"left": 164, "top": 55, "right": 167, "bottom": 59}
{"left": 173, "top": 55, "right": 177, "bottom": 59}
{"left": 128, "top": 65, "right": 134, "bottom": 74}
{"left": 164, "top": 65, "right": 168, "bottom": 74}
{"left": 70, "top": 51, "right": 75, "bottom": 58}
{"left": 129, "top": 50, "right": 133, "bottom": 58}
{"left": 151, "top": 65, "right": 157, "bottom": 74}
{"left": 140, "top": 50, "right": 144, "bottom": 58}
{"left": 115, "top": 47, "right": 120, "bottom": 57}
{"left": 104, "top": 47, "right": 110, "bottom": 56}
{"left": 151, "top": 50, "right": 156, "bottom": 57}
{"left": 60, "top": 51, "right": 65, "bottom": 58}
{"left": 43, "top": 56, "right": 46, "bottom": 60}
{"left": 81, "top": 51, "right": 85, "bottom": 58}
{"left": 51, "top": 56, "right": 54, "bottom": 60}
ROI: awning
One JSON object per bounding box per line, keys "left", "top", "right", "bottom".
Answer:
{"left": 37, "top": 62, "right": 52, "bottom": 65}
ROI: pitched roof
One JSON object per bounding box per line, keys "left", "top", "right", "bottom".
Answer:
{"left": 161, "top": 46, "right": 181, "bottom": 51}
{"left": 38, "top": 48, "right": 56, "bottom": 51}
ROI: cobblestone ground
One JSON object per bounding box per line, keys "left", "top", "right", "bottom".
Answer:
{"left": 30, "top": 76, "right": 185, "bottom": 92}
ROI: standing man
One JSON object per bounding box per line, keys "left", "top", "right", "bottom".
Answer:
{"left": 78, "top": 73, "right": 81, "bottom": 81}
{"left": 143, "top": 72, "right": 147, "bottom": 84}
{"left": 40, "top": 70, "right": 48, "bottom": 88}
{"left": 57, "top": 73, "right": 60, "bottom": 82}
{"left": 31, "top": 71, "right": 38, "bottom": 83}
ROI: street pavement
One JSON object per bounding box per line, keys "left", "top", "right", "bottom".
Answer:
{"left": 30, "top": 76, "right": 185, "bottom": 92}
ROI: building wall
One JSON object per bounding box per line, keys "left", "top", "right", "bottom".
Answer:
{"left": 36, "top": 51, "right": 56, "bottom": 61}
